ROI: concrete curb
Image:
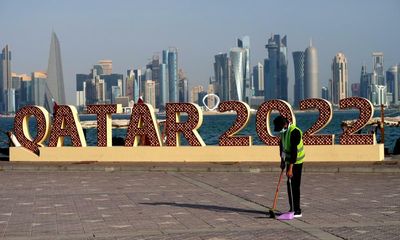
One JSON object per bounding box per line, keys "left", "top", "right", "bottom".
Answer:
{"left": 0, "top": 161, "right": 399, "bottom": 173}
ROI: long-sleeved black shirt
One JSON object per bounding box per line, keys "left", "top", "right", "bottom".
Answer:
{"left": 279, "top": 128, "right": 301, "bottom": 164}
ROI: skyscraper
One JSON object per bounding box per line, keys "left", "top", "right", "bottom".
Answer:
{"left": 229, "top": 47, "right": 246, "bottom": 101}
{"left": 292, "top": 51, "right": 305, "bottom": 107}
{"left": 159, "top": 63, "right": 168, "bottom": 107}
{"left": 133, "top": 69, "right": 142, "bottom": 102}
{"left": 331, "top": 52, "right": 348, "bottom": 105}
{"left": 190, "top": 85, "right": 204, "bottom": 103}
{"left": 264, "top": 34, "right": 288, "bottom": 101}
{"left": 1, "top": 45, "right": 12, "bottom": 112}
{"left": 46, "top": 32, "right": 66, "bottom": 108}
{"left": 304, "top": 40, "right": 319, "bottom": 99}
{"left": 98, "top": 60, "right": 112, "bottom": 75}
{"left": 321, "top": 87, "right": 329, "bottom": 100}
{"left": 238, "top": 36, "right": 251, "bottom": 101}
{"left": 31, "top": 71, "right": 48, "bottom": 106}
{"left": 178, "top": 69, "right": 188, "bottom": 103}
{"left": 372, "top": 52, "right": 384, "bottom": 85}
{"left": 126, "top": 70, "right": 134, "bottom": 101}
{"left": 351, "top": 83, "right": 360, "bottom": 97}
{"left": 360, "top": 64, "right": 369, "bottom": 98}
{"left": 214, "top": 53, "right": 230, "bottom": 101}
{"left": 145, "top": 80, "right": 156, "bottom": 107}
{"left": 252, "top": 62, "right": 264, "bottom": 96}
{"left": 168, "top": 48, "right": 178, "bottom": 102}
{"left": 386, "top": 65, "right": 399, "bottom": 105}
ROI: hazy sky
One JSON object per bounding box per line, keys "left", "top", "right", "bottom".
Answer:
{"left": 1, "top": 0, "right": 399, "bottom": 104}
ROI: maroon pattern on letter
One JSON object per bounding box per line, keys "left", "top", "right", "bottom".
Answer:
{"left": 218, "top": 101, "right": 252, "bottom": 146}
{"left": 14, "top": 106, "right": 50, "bottom": 154}
{"left": 87, "top": 104, "right": 119, "bottom": 147}
{"left": 125, "top": 104, "right": 161, "bottom": 146}
{"left": 339, "top": 97, "right": 375, "bottom": 145}
{"left": 48, "top": 105, "right": 86, "bottom": 147}
{"left": 256, "top": 100, "right": 295, "bottom": 146}
{"left": 165, "top": 103, "right": 205, "bottom": 146}
{"left": 300, "top": 98, "right": 334, "bottom": 145}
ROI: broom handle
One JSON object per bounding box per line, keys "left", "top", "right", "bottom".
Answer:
{"left": 289, "top": 178, "right": 294, "bottom": 212}
{"left": 272, "top": 169, "right": 284, "bottom": 210}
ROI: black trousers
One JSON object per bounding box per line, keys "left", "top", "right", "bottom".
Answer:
{"left": 287, "top": 163, "right": 303, "bottom": 213}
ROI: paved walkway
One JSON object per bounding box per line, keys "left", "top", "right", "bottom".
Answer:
{"left": 0, "top": 164, "right": 399, "bottom": 239}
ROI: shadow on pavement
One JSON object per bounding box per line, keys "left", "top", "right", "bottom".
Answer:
{"left": 140, "top": 202, "right": 269, "bottom": 216}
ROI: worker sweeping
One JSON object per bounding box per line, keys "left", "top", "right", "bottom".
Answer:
{"left": 273, "top": 115, "right": 305, "bottom": 218}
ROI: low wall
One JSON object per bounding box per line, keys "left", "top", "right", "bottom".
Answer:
{"left": 10, "top": 144, "right": 384, "bottom": 162}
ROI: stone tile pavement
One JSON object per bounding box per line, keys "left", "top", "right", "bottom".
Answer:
{"left": 0, "top": 168, "right": 399, "bottom": 239}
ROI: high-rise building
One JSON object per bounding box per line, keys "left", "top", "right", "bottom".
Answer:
{"left": 151, "top": 55, "right": 160, "bottom": 107}
{"left": 361, "top": 52, "right": 388, "bottom": 106}
{"left": 207, "top": 84, "right": 216, "bottom": 110}
{"left": 229, "top": 47, "right": 246, "bottom": 101}
{"left": 264, "top": 34, "right": 288, "bottom": 101}
{"left": 159, "top": 63, "right": 168, "bottom": 107}
{"left": 98, "top": 60, "right": 112, "bottom": 75}
{"left": 331, "top": 53, "right": 348, "bottom": 105}
{"left": 168, "top": 48, "right": 178, "bottom": 102}
{"left": 360, "top": 64, "right": 369, "bottom": 98}
{"left": 178, "top": 69, "right": 188, "bottom": 102}
{"left": 31, "top": 71, "right": 48, "bottom": 106}
{"left": 214, "top": 53, "right": 230, "bottom": 101}
{"left": 162, "top": 50, "right": 169, "bottom": 64}
{"left": 133, "top": 69, "right": 142, "bottom": 102}
{"left": 198, "top": 91, "right": 207, "bottom": 107}
{"left": 111, "top": 85, "right": 121, "bottom": 104}
{"left": 238, "top": 36, "right": 251, "bottom": 101}
{"left": 10, "top": 73, "right": 30, "bottom": 110}
{"left": 190, "top": 85, "right": 204, "bottom": 103}
{"left": 46, "top": 32, "right": 66, "bottom": 109}
{"left": 292, "top": 51, "right": 305, "bottom": 107}
{"left": 372, "top": 52, "right": 384, "bottom": 85}
{"left": 20, "top": 74, "right": 32, "bottom": 106}
{"left": 304, "top": 40, "right": 319, "bottom": 99}
{"left": 252, "top": 62, "right": 264, "bottom": 96}
{"left": 386, "top": 65, "right": 399, "bottom": 105}
{"left": 126, "top": 70, "right": 134, "bottom": 101}
{"left": 145, "top": 80, "right": 156, "bottom": 107}
{"left": 321, "top": 87, "right": 329, "bottom": 100}
{"left": 101, "top": 73, "right": 124, "bottom": 103}
{"left": 1, "top": 45, "right": 12, "bottom": 112}
{"left": 351, "top": 83, "right": 360, "bottom": 97}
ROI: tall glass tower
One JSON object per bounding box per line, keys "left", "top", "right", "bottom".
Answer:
{"left": 159, "top": 63, "right": 169, "bottom": 107}
{"left": 292, "top": 51, "right": 305, "bottom": 107}
{"left": 1, "top": 45, "right": 12, "bottom": 112}
{"left": 386, "top": 65, "right": 399, "bottom": 105}
{"left": 238, "top": 36, "right": 250, "bottom": 101}
{"left": 214, "top": 53, "right": 230, "bottom": 101}
{"left": 229, "top": 47, "right": 246, "bottom": 101}
{"left": 264, "top": 34, "right": 288, "bottom": 101}
{"left": 168, "top": 48, "right": 178, "bottom": 102}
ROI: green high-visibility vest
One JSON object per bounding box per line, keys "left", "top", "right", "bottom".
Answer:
{"left": 281, "top": 124, "right": 305, "bottom": 164}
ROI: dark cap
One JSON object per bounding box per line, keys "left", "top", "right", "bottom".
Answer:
{"left": 273, "top": 115, "right": 288, "bottom": 132}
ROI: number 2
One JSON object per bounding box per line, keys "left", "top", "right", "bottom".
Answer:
{"left": 218, "top": 101, "right": 252, "bottom": 146}
{"left": 300, "top": 98, "right": 334, "bottom": 145}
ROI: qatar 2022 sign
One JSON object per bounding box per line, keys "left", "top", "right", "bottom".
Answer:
{"left": 10, "top": 97, "right": 382, "bottom": 162}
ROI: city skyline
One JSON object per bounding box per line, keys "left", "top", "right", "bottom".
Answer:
{"left": 0, "top": 0, "right": 399, "bottom": 105}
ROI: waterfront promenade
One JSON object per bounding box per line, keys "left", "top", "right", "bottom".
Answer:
{"left": 0, "top": 161, "right": 399, "bottom": 239}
